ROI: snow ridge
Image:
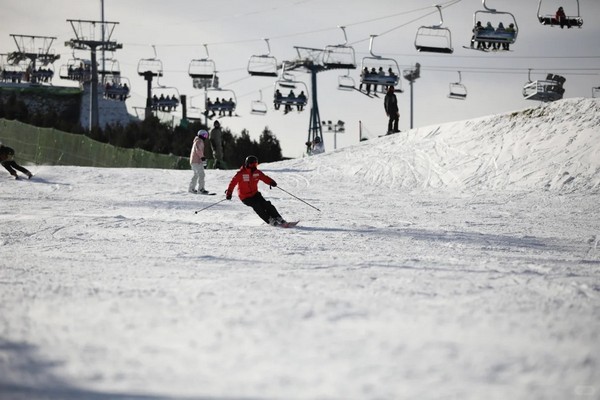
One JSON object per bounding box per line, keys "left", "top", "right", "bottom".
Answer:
{"left": 275, "top": 98, "right": 600, "bottom": 193}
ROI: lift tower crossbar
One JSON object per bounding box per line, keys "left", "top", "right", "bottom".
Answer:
{"left": 8, "top": 34, "right": 60, "bottom": 83}
{"left": 65, "top": 19, "right": 122, "bottom": 130}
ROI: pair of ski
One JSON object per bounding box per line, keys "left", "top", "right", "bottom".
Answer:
{"left": 275, "top": 221, "right": 299, "bottom": 229}
{"left": 190, "top": 190, "right": 216, "bottom": 196}
{"left": 190, "top": 191, "right": 299, "bottom": 228}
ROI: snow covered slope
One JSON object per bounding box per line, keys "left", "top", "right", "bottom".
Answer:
{"left": 1, "top": 98, "right": 599, "bottom": 400}
{"left": 280, "top": 97, "right": 599, "bottom": 192}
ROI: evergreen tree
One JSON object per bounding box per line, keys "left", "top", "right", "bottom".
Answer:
{"left": 257, "top": 127, "right": 282, "bottom": 163}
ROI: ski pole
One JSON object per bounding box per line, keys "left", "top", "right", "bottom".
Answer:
{"left": 276, "top": 186, "right": 321, "bottom": 212}
{"left": 194, "top": 198, "right": 227, "bottom": 214}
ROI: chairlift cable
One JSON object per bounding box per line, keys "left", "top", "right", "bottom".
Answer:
{"left": 348, "top": 0, "right": 463, "bottom": 46}
{"left": 121, "top": 1, "right": 463, "bottom": 49}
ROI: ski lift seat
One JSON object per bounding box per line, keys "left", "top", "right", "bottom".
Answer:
{"left": 188, "top": 58, "right": 216, "bottom": 81}
{"left": 59, "top": 59, "right": 92, "bottom": 82}
{"left": 207, "top": 100, "right": 236, "bottom": 112}
{"left": 448, "top": 71, "right": 467, "bottom": 100}
{"left": 1, "top": 69, "right": 24, "bottom": 82}
{"left": 523, "top": 79, "right": 564, "bottom": 102}
{"left": 274, "top": 95, "right": 307, "bottom": 106}
{"left": 324, "top": 62, "right": 356, "bottom": 70}
{"left": 247, "top": 55, "right": 278, "bottom": 77}
{"left": 153, "top": 96, "right": 179, "bottom": 111}
{"left": 105, "top": 85, "right": 130, "bottom": 99}
{"left": 538, "top": 15, "right": 583, "bottom": 27}
{"left": 251, "top": 101, "right": 268, "bottom": 115}
{"left": 361, "top": 72, "right": 398, "bottom": 86}
{"left": 31, "top": 69, "right": 54, "bottom": 80}
{"left": 338, "top": 74, "right": 355, "bottom": 91}
{"left": 448, "top": 84, "right": 467, "bottom": 99}
{"left": 415, "top": 24, "right": 453, "bottom": 54}
{"left": 448, "top": 92, "right": 467, "bottom": 99}
{"left": 248, "top": 70, "right": 278, "bottom": 77}
{"left": 137, "top": 55, "right": 163, "bottom": 78}
{"left": 416, "top": 45, "right": 453, "bottom": 54}
{"left": 190, "top": 72, "right": 214, "bottom": 80}
{"left": 474, "top": 29, "right": 516, "bottom": 44}
{"left": 323, "top": 31, "right": 357, "bottom": 71}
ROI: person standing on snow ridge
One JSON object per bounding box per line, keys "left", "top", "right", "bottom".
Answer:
{"left": 189, "top": 130, "right": 210, "bottom": 194}
{"left": 225, "top": 155, "right": 287, "bottom": 226}
{"left": 384, "top": 85, "right": 400, "bottom": 134}
{"left": 0, "top": 143, "right": 32, "bottom": 180}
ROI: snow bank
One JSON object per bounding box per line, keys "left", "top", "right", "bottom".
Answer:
{"left": 275, "top": 98, "right": 600, "bottom": 193}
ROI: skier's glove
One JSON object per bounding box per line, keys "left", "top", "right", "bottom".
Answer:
{"left": 270, "top": 180, "right": 277, "bottom": 188}
{"left": 225, "top": 191, "right": 232, "bottom": 200}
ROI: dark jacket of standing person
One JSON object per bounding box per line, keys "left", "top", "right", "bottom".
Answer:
{"left": 384, "top": 86, "right": 400, "bottom": 134}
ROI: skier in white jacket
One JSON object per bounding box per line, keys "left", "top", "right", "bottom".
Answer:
{"left": 189, "top": 130, "right": 210, "bottom": 194}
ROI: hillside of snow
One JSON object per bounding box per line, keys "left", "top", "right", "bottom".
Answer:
{"left": 1, "top": 98, "right": 599, "bottom": 400}
{"left": 285, "top": 97, "right": 600, "bottom": 193}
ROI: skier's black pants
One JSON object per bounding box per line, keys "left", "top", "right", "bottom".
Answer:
{"left": 387, "top": 113, "right": 399, "bottom": 133}
{"left": 2, "top": 160, "right": 31, "bottom": 177}
{"left": 242, "top": 192, "right": 282, "bottom": 224}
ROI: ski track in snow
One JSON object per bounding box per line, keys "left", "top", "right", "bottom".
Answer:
{"left": 1, "top": 98, "right": 600, "bottom": 400}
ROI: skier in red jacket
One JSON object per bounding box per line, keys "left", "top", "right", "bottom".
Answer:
{"left": 226, "top": 155, "right": 287, "bottom": 226}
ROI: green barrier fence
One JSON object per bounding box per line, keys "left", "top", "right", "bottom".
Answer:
{"left": 0, "top": 119, "right": 189, "bottom": 169}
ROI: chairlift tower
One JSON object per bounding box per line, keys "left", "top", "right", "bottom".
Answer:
{"left": 283, "top": 47, "right": 335, "bottom": 151}
{"left": 403, "top": 63, "right": 421, "bottom": 129}
{"left": 8, "top": 34, "right": 60, "bottom": 83}
{"left": 65, "top": 19, "right": 123, "bottom": 130}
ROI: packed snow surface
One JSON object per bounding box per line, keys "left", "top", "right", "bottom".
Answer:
{"left": 1, "top": 98, "right": 599, "bottom": 400}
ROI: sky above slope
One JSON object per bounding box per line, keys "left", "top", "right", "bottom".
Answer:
{"left": 1, "top": 0, "right": 599, "bottom": 157}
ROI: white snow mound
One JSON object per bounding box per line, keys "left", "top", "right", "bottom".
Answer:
{"left": 273, "top": 98, "right": 600, "bottom": 192}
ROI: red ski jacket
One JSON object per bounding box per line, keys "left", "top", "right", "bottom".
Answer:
{"left": 226, "top": 166, "right": 276, "bottom": 200}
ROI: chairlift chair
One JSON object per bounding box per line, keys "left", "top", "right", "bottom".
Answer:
{"left": 59, "top": 57, "right": 93, "bottom": 82}
{"left": 189, "top": 44, "right": 217, "bottom": 80}
{"left": 98, "top": 55, "right": 121, "bottom": 77}
{"left": 103, "top": 75, "right": 131, "bottom": 101}
{"left": 250, "top": 90, "right": 268, "bottom": 115}
{"left": 138, "top": 46, "right": 164, "bottom": 78}
{"left": 323, "top": 26, "right": 357, "bottom": 70}
{"left": 522, "top": 69, "right": 565, "bottom": 102}
{"left": 448, "top": 71, "right": 467, "bottom": 100}
{"left": 273, "top": 77, "right": 308, "bottom": 113}
{"left": 415, "top": 5, "right": 453, "bottom": 54}
{"left": 138, "top": 59, "right": 163, "bottom": 78}
{"left": 338, "top": 71, "right": 356, "bottom": 91}
{"left": 471, "top": 0, "right": 519, "bottom": 50}
{"left": 205, "top": 88, "right": 238, "bottom": 117}
{"left": 537, "top": 0, "right": 583, "bottom": 28}
{"left": 30, "top": 63, "right": 55, "bottom": 83}
{"left": 360, "top": 35, "right": 402, "bottom": 93}
{"left": 152, "top": 83, "right": 180, "bottom": 112}
{"left": 1, "top": 64, "right": 25, "bottom": 83}
{"left": 189, "top": 59, "right": 217, "bottom": 80}
{"left": 277, "top": 76, "right": 297, "bottom": 89}
{"left": 248, "top": 39, "right": 278, "bottom": 77}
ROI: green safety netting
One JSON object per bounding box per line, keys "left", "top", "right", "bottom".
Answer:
{"left": 0, "top": 119, "right": 188, "bottom": 169}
